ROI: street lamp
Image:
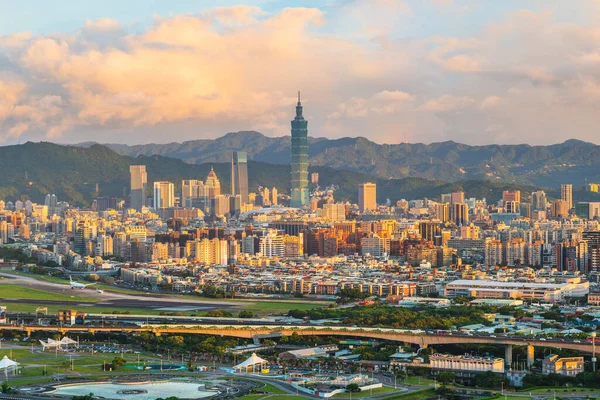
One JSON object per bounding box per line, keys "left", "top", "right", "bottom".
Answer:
{"left": 592, "top": 332, "right": 597, "bottom": 372}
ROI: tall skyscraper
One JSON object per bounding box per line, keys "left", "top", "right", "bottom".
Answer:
{"left": 561, "top": 184, "right": 573, "bottom": 210}
{"left": 44, "top": 193, "right": 57, "bottom": 216}
{"left": 290, "top": 92, "right": 309, "bottom": 208}
{"left": 153, "top": 181, "right": 175, "bottom": 209}
{"left": 358, "top": 182, "right": 377, "bottom": 212}
{"left": 231, "top": 151, "right": 249, "bottom": 204}
{"left": 182, "top": 179, "right": 202, "bottom": 208}
{"left": 453, "top": 203, "right": 469, "bottom": 226}
{"left": 130, "top": 165, "right": 147, "bottom": 211}
{"left": 531, "top": 190, "right": 547, "bottom": 210}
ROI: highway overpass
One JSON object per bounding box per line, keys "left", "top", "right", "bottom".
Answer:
{"left": 1, "top": 323, "right": 596, "bottom": 368}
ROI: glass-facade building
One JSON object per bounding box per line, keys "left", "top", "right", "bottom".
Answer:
{"left": 290, "top": 92, "right": 309, "bottom": 208}
{"left": 232, "top": 151, "right": 249, "bottom": 204}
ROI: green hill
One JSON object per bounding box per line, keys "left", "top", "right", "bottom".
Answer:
{"left": 0, "top": 141, "right": 579, "bottom": 207}
{"left": 79, "top": 132, "right": 600, "bottom": 188}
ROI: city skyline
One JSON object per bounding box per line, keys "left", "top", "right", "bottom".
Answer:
{"left": 3, "top": 2, "right": 600, "bottom": 397}
{"left": 3, "top": 1, "right": 600, "bottom": 146}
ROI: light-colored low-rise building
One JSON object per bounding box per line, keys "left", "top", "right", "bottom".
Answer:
{"left": 542, "top": 355, "right": 584, "bottom": 376}
{"left": 430, "top": 354, "right": 504, "bottom": 373}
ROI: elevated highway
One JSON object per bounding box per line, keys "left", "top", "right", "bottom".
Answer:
{"left": 1, "top": 323, "right": 595, "bottom": 368}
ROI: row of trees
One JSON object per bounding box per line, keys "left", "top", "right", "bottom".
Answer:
{"left": 288, "top": 304, "right": 491, "bottom": 329}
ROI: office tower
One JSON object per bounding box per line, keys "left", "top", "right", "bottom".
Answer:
{"left": 453, "top": 203, "right": 469, "bottom": 226}
{"left": 153, "top": 181, "right": 175, "bottom": 209}
{"left": 323, "top": 203, "right": 346, "bottom": 222}
{"left": 502, "top": 190, "right": 521, "bottom": 203}
{"left": 505, "top": 201, "right": 520, "bottom": 214}
{"left": 311, "top": 172, "right": 319, "bottom": 185}
{"left": 182, "top": 179, "right": 204, "bottom": 208}
{"left": 271, "top": 187, "right": 278, "bottom": 205}
{"left": 44, "top": 194, "right": 57, "bottom": 216}
{"left": 531, "top": 190, "right": 547, "bottom": 210}
{"left": 358, "top": 182, "right": 377, "bottom": 212}
{"left": 229, "top": 194, "right": 242, "bottom": 215}
{"left": 551, "top": 200, "right": 569, "bottom": 218}
{"left": 290, "top": 91, "right": 309, "bottom": 208}
{"left": 435, "top": 203, "right": 450, "bottom": 222}
{"left": 419, "top": 221, "right": 441, "bottom": 242}
{"left": 520, "top": 203, "right": 531, "bottom": 218}
{"left": 205, "top": 167, "right": 221, "bottom": 199}
{"left": 212, "top": 194, "right": 230, "bottom": 216}
{"left": 450, "top": 191, "right": 465, "bottom": 204}
{"left": 561, "top": 184, "right": 573, "bottom": 210}
{"left": 231, "top": 152, "right": 249, "bottom": 204}
{"left": 129, "top": 165, "right": 147, "bottom": 211}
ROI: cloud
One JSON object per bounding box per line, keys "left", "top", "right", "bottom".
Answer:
{"left": 419, "top": 95, "right": 475, "bottom": 112}
{"left": 3, "top": 3, "right": 600, "bottom": 145}
{"left": 328, "top": 90, "right": 414, "bottom": 119}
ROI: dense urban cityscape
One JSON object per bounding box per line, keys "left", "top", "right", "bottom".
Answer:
{"left": 0, "top": 88, "right": 600, "bottom": 400}
{"left": 4, "top": 1, "right": 600, "bottom": 400}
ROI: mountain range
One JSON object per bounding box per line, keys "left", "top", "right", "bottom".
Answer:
{"left": 78, "top": 131, "right": 600, "bottom": 188}
{"left": 0, "top": 141, "right": 573, "bottom": 207}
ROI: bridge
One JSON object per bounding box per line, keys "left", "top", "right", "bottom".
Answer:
{"left": 1, "top": 324, "right": 595, "bottom": 368}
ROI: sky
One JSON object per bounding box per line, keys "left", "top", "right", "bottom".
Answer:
{"left": 2, "top": 0, "right": 600, "bottom": 146}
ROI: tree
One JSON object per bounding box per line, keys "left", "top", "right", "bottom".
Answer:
{"left": 72, "top": 394, "right": 94, "bottom": 400}
{"left": 346, "top": 383, "right": 360, "bottom": 392}
{"left": 437, "top": 372, "right": 456, "bottom": 387}
{"left": 238, "top": 310, "right": 254, "bottom": 318}
{"left": 1, "top": 382, "right": 11, "bottom": 394}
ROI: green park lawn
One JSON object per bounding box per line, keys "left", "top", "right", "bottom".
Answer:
{"left": 0, "top": 284, "right": 98, "bottom": 302}
{"left": 403, "top": 376, "right": 437, "bottom": 387}
{"left": 238, "top": 396, "right": 303, "bottom": 400}
{"left": 384, "top": 388, "right": 436, "bottom": 400}
{"left": 522, "top": 387, "right": 600, "bottom": 394}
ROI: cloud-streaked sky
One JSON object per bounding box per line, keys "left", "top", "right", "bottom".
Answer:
{"left": 2, "top": 0, "right": 600, "bottom": 145}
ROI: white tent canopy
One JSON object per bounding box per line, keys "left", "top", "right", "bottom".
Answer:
{"left": 39, "top": 336, "right": 79, "bottom": 350}
{"left": 0, "top": 355, "right": 19, "bottom": 376}
{"left": 233, "top": 353, "right": 268, "bottom": 373}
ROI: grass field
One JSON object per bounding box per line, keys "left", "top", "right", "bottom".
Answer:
{"left": 383, "top": 388, "right": 436, "bottom": 400}
{"left": 523, "top": 387, "right": 600, "bottom": 394}
{"left": 238, "top": 396, "right": 303, "bottom": 400}
{"left": 0, "top": 284, "right": 98, "bottom": 302}
{"left": 404, "top": 376, "right": 437, "bottom": 387}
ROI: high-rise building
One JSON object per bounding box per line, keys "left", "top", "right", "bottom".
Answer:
{"left": 290, "top": 92, "right": 309, "bottom": 208}
{"left": 181, "top": 179, "right": 203, "bottom": 208}
{"left": 45, "top": 194, "right": 57, "bottom": 216}
{"left": 130, "top": 165, "right": 147, "bottom": 211}
{"left": 153, "top": 181, "right": 175, "bottom": 209}
{"left": 502, "top": 190, "right": 521, "bottom": 203}
{"left": 205, "top": 167, "right": 221, "bottom": 199}
{"left": 231, "top": 152, "right": 249, "bottom": 204}
{"left": 311, "top": 172, "right": 319, "bottom": 185}
{"left": 561, "top": 184, "right": 573, "bottom": 210}
{"left": 271, "top": 187, "right": 278, "bottom": 205}
{"left": 435, "top": 203, "right": 450, "bottom": 222}
{"left": 531, "top": 190, "right": 547, "bottom": 210}
{"left": 453, "top": 203, "right": 469, "bottom": 226}
{"left": 451, "top": 191, "right": 465, "bottom": 205}
{"left": 358, "top": 182, "right": 377, "bottom": 212}
{"left": 551, "top": 200, "right": 569, "bottom": 218}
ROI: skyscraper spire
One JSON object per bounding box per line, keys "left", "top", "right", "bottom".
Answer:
{"left": 296, "top": 91, "right": 304, "bottom": 118}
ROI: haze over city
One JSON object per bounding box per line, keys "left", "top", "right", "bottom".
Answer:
{"left": 4, "top": 2, "right": 600, "bottom": 400}
{"left": 2, "top": 0, "right": 600, "bottom": 145}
